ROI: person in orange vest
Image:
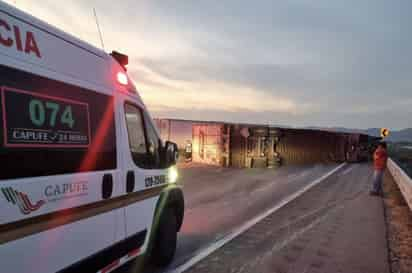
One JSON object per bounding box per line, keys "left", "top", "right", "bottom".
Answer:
{"left": 370, "top": 142, "right": 388, "bottom": 196}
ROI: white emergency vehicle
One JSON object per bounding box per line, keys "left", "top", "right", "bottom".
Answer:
{"left": 0, "top": 1, "right": 184, "bottom": 272}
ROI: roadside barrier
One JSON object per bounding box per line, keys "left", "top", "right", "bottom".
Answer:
{"left": 387, "top": 158, "right": 412, "bottom": 211}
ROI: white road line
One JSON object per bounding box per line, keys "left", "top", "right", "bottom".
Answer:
{"left": 167, "top": 163, "right": 347, "bottom": 273}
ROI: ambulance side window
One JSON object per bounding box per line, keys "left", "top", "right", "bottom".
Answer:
{"left": 143, "top": 113, "right": 161, "bottom": 169}
{"left": 124, "top": 104, "right": 148, "bottom": 168}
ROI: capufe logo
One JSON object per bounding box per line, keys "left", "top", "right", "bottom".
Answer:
{"left": 0, "top": 18, "right": 41, "bottom": 58}
{"left": 1, "top": 187, "right": 45, "bottom": 215}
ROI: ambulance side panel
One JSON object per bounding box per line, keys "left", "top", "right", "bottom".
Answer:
{"left": 0, "top": 5, "right": 129, "bottom": 273}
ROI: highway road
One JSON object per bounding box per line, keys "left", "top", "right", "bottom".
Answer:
{"left": 183, "top": 163, "right": 389, "bottom": 273}
{"left": 134, "top": 162, "right": 340, "bottom": 273}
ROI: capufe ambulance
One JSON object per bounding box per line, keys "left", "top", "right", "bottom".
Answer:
{"left": 0, "top": 1, "right": 184, "bottom": 272}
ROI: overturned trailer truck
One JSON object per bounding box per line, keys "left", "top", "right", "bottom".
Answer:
{"left": 154, "top": 119, "right": 193, "bottom": 151}
{"left": 190, "top": 123, "right": 283, "bottom": 167}
{"left": 192, "top": 124, "right": 373, "bottom": 167}
{"left": 155, "top": 119, "right": 373, "bottom": 168}
{"left": 229, "top": 126, "right": 354, "bottom": 167}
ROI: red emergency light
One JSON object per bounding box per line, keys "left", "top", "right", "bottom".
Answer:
{"left": 117, "top": 72, "right": 128, "bottom": 85}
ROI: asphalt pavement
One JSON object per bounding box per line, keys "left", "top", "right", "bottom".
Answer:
{"left": 183, "top": 163, "right": 390, "bottom": 273}
{"left": 143, "top": 162, "right": 340, "bottom": 273}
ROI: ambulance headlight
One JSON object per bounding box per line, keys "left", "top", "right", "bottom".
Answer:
{"left": 168, "top": 166, "right": 179, "bottom": 184}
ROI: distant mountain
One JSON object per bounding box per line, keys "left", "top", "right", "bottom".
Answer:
{"left": 304, "top": 127, "right": 412, "bottom": 143}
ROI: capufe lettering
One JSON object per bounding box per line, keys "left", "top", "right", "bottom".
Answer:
{"left": 12, "top": 130, "right": 48, "bottom": 141}
{"left": 45, "top": 182, "right": 88, "bottom": 198}
{"left": 0, "top": 18, "right": 41, "bottom": 58}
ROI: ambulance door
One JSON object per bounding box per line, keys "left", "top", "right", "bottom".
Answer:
{"left": 119, "top": 93, "right": 166, "bottom": 252}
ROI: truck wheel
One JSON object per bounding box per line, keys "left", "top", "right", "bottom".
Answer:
{"left": 151, "top": 207, "right": 177, "bottom": 267}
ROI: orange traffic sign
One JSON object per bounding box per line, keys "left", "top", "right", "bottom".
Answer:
{"left": 380, "top": 128, "right": 389, "bottom": 138}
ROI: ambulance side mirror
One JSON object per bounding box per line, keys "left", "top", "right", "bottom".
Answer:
{"left": 164, "top": 141, "right": 179, "bottom": 167}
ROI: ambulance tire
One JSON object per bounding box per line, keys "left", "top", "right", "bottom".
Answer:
{"left": 152, "top": 207, "right": 177, "bottom": 267}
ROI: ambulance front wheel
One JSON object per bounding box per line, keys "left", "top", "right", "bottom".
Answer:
{"left": 152, "top": 207, "right": 178, "bottom": 267}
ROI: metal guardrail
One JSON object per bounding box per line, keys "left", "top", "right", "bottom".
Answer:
{"left": 387, "top": 158, "right": 412, "bottom": 211}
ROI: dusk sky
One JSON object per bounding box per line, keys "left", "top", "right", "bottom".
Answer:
{"left": 6, "top": 0, "right": 412, "bottom": 130}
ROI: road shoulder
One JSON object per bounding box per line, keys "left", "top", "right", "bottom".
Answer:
{"left": 384, "top": 171, "right": 412, "bottom": 273}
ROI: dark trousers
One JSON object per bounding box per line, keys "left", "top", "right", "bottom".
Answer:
{"left": 372, "top": 169, "right": 384, "bottom": 193}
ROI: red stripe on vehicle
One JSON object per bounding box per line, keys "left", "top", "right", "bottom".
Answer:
{"left": 17, "top": 192, "right": 31, "bottom": 213}
{"left": 21, "top": 193, "right": 34, "bottom": 210}
{"left": 34, "top": 200, "right": 46, "bottom": 209}
{"left": 127, "top": 248, "right": 140, "bottom": 258}
{"left": 101, "top": 259, "right": 120, "bottom": 273}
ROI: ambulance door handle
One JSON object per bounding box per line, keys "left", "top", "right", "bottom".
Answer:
{"left": 102, "top": 174, "right": 113, "bottom": 199}
{"left": 126, "top": 171, "right": 135, "bottom": 193}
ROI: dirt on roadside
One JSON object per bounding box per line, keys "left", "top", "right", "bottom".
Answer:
{"left": 383, "top": 172, "right": 412, "bottom": 273}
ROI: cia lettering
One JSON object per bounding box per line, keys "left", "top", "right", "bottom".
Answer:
{"left": 0, "top": 18, "right": 41, "bottom": 58}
